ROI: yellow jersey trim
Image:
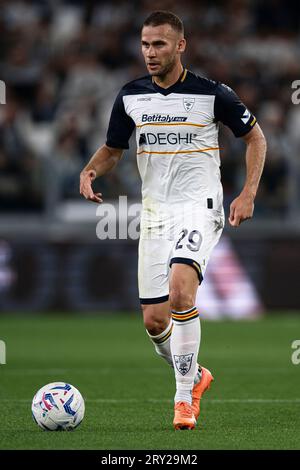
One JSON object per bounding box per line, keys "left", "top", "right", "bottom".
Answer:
{"left": 181, "top": 68, "right": 188, "bottom": 82}
{"left": 137, "top": 147, "right": 220, "bottom": 156}
{"left": 136, "top": 122, "right": 207, "bottom": 129}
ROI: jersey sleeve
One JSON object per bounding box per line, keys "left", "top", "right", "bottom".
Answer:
{"left": 214, "top": 83, "right": 257, "bottom": 137}
{"left": 106, "top": 91, "right": 135, "bottom": 149}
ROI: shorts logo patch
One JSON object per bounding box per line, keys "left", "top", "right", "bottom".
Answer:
{"left": 173, "top": 353, "right": 194, "bottom": 375}
{"left": 214, "top": 217, "right": 224, "bottom": 232}
{"left": 183, "top": 98, "right": 195, "bottom": 112}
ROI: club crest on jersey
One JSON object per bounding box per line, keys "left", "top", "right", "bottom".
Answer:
{"left": 241, "top": 108, "right": 251, "bottom": 124}
{"left": 183, "top": 98, "right": 195, "bottom": 112}
{"left": 173, "top": 353, "right": 194, "bottom": 376}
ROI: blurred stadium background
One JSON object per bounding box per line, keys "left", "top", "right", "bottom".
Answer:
{"left": 0, "top": 0, "right": 300, "bottom": 317}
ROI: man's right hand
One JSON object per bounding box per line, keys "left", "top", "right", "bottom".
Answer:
{"left": 79, "top": 169, "right": 103, "bottom": 203}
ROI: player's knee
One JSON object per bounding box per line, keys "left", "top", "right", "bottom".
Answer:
{"left": 143, "top": 317, "right": 167, "bottom": 335}
{"left": 169, "top": 288, "right": 194, "bottom": 312}
{"left": 141, "top": 305, "right": 169, "bottom": 335}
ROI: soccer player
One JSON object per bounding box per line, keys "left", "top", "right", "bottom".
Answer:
{"left": 80, "top": 11, "right": 266, "bottom": 430}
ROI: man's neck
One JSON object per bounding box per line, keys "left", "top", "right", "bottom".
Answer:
{"left": 153, "top": 63, "right": 184, "bottom": 89}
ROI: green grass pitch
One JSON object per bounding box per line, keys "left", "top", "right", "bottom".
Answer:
{"left": 0, "top": 313, "right": 300, "bottom": 449}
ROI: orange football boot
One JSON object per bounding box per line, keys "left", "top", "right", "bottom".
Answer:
{"left": 192, "top": 365, "right": 214, "bottom": 421}
{"left": 173, "top": 401, "right": 196, "bottom": 430}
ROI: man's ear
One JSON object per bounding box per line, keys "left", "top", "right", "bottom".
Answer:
{"left": 178, "top": 38, "right": 186, "bottom": 53}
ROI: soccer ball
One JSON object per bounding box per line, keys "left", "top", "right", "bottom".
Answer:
{"left": 31, "top": 382, "right": 85, "bottom": 431}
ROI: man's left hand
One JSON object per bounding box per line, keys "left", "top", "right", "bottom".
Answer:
{"left": 228, "top": 191, "right": 255, "bottom": 227}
